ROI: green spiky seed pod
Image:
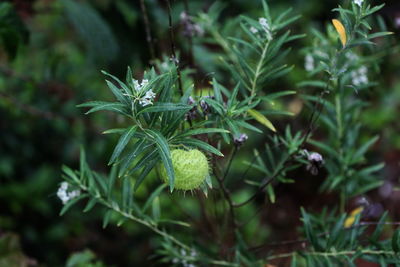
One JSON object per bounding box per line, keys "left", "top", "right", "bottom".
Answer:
{"left": 160, "top": 149, "right": 209, "bottom": 190}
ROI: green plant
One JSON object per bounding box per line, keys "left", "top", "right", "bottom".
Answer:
{"left": 56, "top": 0, "right": 398, "bottom": 266}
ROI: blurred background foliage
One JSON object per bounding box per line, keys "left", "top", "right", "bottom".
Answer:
{"left": 0, "top": 0, "right": 399, "bottom": 266}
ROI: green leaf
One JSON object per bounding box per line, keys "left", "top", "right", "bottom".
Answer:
{"left": 78, "top": 101, "right": 129, "bottom": 116}
{"left": 143, "top": 184, "right": 167, "bottom": 212}
{"left": 352, "top": 136, "right": 379, "bottom": 163}
{"left": 301, "top": 207, "right": 323, "bottom": 251}
{"left": 107, "top": 165, "right": 117, "bottom": 200}
{"left": 101, "top": 70, "right": 131, "bottom": 96}
{"left": 176, "top": 128, "right": 230, "bottom": 138}
{"left": 102, "top": 128, "right": 126, "bottom": 135}
{"left": 146, "top": 130, "right": 175, "bottom": 191}
{"left": 137, "top": 103, "right": 192, "bottom": 116}
{"left": 102, "top": 210, "right": 112, "bottom": 229}
{"left": 83, "top": 198, "right": 97, "bottom": 212}
{"left": 392, "top": 229, "right": 400, "bottom": 253}
{"left": 62, "top": 165, "right": 80, "bottom": 184}
{"left": 122, "top": 177, "right": 132, "bottom": 211}
{"left": 109, "top": 126, "right": 137, "bottom": 165}
{"left": 118, "top": 140, "right": 148, "bottom": 177}
{"left": 247, "top": 109, "right": 276, "bottom": 132}
{"left": 133, "top": 157, "right": 159, "bottom": 191}
{"left": 177, "top": 138, "right": 224, "bottom": 157}
{"left": 236, "top": 120, "right": 262, "bottom": 133}
{"left": 105, "top": 80, "right": 129, "bottom": 105}
{"left": 60, "top": 194, "right": 88, "bottom": 216}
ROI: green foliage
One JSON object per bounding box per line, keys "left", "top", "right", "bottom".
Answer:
{"left": 1, "top": 0, "right": 398, "bottom": 266}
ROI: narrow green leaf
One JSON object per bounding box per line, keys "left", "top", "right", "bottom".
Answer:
{"left": 133, "top": 157, "right": 158, "bottom": 191}
{"left": 102, "top": 128, "right": 125, "bottom": 134}
{"left": 118, "top": 139, "right": 148, "bottom": 177}
{"left": 122, "top": 177, "right": 132, "bottom": 211}
{"left": 102, "top": 210, "right": 112, "bottom": 228}
{"left": 146, "top": 130, "right": 175, "bottom": 191}
{"left": 177, "top": 138, "right": 224, "bottom": 157}
{"left": 105, "top": 80, "right": 129, "bottom": 105}
{"left": 83, "top": 198, "right": 97, "bottom": 212}
{"left": 176, "top": 128, "right": 230, "bottom": 138}
{"left": 62, "top": 165, "right": 80, "bottom": 184}
{"left": 109, "top": 125, "right": 137, "bottom": 165}
{"left": 137, "top": 103, "right": 192, "bottom": 116}
{"left": 392, "top": 229, "right": 400, "bottom": 253}
{"left": 60, "top": 194, "right": 88, "bottom": 216}
{"left": 143, "top": 184, "right": 167, "bottom": 212}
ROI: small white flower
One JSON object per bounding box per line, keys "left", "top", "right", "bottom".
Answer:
{"left": 133, "top": 79, "right": 149, "bottom": 92}
{"left": 351, "top": 66, "right": 368, "bottom": 86}
{"left": 345, "top": 52, "right": 358, "bottom": 61}
{"left": 304, "top": 54, "right": 314, "bottom": 72}
{"left": 60, "top": 182, "right": 68, "bottom": 190}
{"left": 258, "top": 17, "right": 273, "bottom": 41}
{"left": 57, "top": 182, "right": 81, "bottom": 205}
{"left": 250, "top": 26, "right": 258, "bottom": 34}
{"left": 138, "top": 89, "right": 156, "bottom": 107}
{"left": 144, "top": 89, "right": 155, "bottom": 99}
{"left": 180, "top": 249, "right": 187, "bottom": 256}
{"left": 395, "top": 17, "right": 400, "bottom": 28}
{"left": 308, "top": 152, "right": 323, "bottom": 162}
{"left": 354, "top": 0, "right": 364, "bottom": 7}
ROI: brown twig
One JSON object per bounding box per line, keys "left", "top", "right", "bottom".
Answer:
{"left": 232, "top": 89, "right": 328, "bottom": 208}
{"left": 183, "top": 0, "right": 194, "bottom": 67}
{"left": 165, "top": 0, "right": 184, "bottom": 97}
{"left": 140, "top": 0, "right": 155, "bottom": 61}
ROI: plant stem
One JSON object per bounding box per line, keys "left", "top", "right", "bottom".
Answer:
{"left": 166, "top": 0, "right": 184, "bottom": 97}
{"left": 78, "top": 184, "right": 190, "bottom": 250}
{"left": 140, "top": 0, "right": 155, "bottom": 61}
{"left": 266, "top": 250, "right": 397, "bottom": 261}
{"left": 222, "top": 146, "right": 238, "bottom": 182}
{"left": 183, "top": 0, "right": 194, "bottom": 67}
{"left": 250, "top": 42, "right": 269, "bottom": 97}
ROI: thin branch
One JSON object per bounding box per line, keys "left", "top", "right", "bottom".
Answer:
{"left": 215, "top": 173, "right": 237, "bottom": 227}
{"left": 165, "top": 0, "right": 184, "bottom": 96}
{"left": 233, "top": 80, "right": 329, "bottom": 208}
{"left": 183, "top": 0, "right": 194, "bottom": 67}
{"left": 222, "top": 146, "right": 238, "bottom": 182}
{"left": 77, "top": 183, "right": 190, "bottom": 250}
{"left": 140, "top": 0, "right": 155, "bottom": 60}
{"left": 266, "top": 250, "right": 396, "bottom": 261}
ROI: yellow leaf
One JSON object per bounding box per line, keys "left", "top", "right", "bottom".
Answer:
{"left": 344, "top": 216, "right": 355, "bottom": 228}
{"left": 350, "top": 206, "right": 364, "bottom": 216}
{"left": 247, "top": 109, "right": 276, "bottom": 132}
{"left": 343, "top": 207, "right": 364, "bottom": 228}
{"left": 332, "top": 19, "right": 347, "bottom": 47}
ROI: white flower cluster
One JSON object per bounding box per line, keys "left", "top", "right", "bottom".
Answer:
{"left": 354, "top": 0, "right": 364, "bottom": 7}
{"left": 57, "top": 182, "right": 81, "bottom": 205}
{"left": 132, "top": 78, "right": 156, "bottom": 107}
{"left": 250, "top": 26, "right": 258, "bottom": 34}
{"left": 351, "top": 66, "right": 368, "bottom": 86}
{"left": 304, "top": 54, "right": 315, "bottom": 72}
{"left": 307, "top": 152, "right": 323, "bottom": 162}
{"left": 258, "top": 17, "right": 273, "bottom": 41}
{"left": 133, "top": 78, "right": 148, "bottom": 92}
{"left": 139, "top": 89, "right": 156, "bottom": 106}
{"left": 171, "top": 249, "right": 197, "bottom": 267}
